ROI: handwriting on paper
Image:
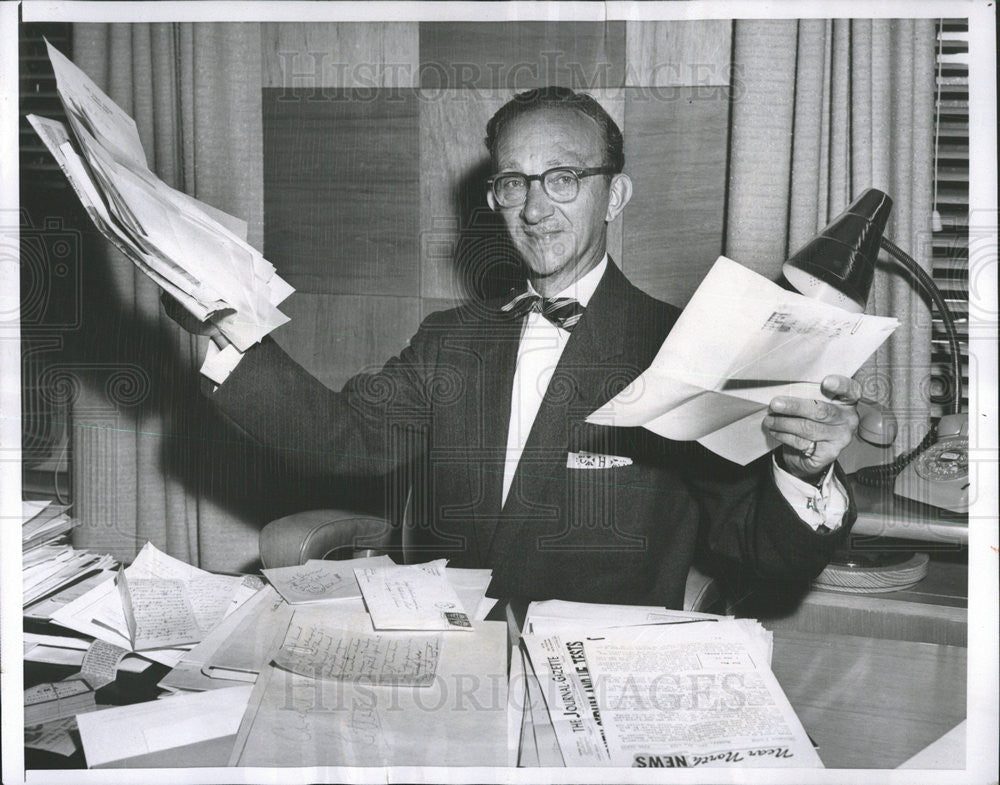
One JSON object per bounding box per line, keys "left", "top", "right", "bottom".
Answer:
{"left": 24, "top": 679, "right": 92, "bottom": 705}
{"left": 118, "top": 567, "right": 201, "bottom": 650}
{"left": 262, "top": 555, "right": 393, "bottom": 605}
{"left": 80, "top": 639, "right": 129, "bottom": 688}
{"left": 186, "top": 575, "right": 241, "bottom": 630}
{"left": 273, "top": 621, "right": 441, "bottom": 687}
{"left": 588, "top": 256, "right": 897, "bottom": 465}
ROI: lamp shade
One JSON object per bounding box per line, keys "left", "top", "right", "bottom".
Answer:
{"left": 782, "top": 188, "right": 893, "bottom": 312}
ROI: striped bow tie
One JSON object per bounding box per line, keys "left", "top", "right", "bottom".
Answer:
{"left": 501, "top": 290, "right": 585, "bottom": 332}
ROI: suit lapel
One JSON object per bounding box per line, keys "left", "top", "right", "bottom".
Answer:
{"left": 486, "top": 261, "right": 636, "bottom": 566}
{"left": 463, "top": 314, "right": 522, "bottom": 564}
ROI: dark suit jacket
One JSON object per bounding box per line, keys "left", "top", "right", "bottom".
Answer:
{"left": 212, "top": 261, "right": 853, "bottom": 607}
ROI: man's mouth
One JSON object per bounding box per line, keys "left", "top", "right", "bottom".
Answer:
{"left": 522, "top": 228, "right": 563, "bottom": 240}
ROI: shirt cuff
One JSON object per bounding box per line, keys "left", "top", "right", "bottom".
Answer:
{"left": 200, "top": 341, "right": 246, "bottom": 388}
{"left": 771, "top": 455, "right": 849, "bottom": 532}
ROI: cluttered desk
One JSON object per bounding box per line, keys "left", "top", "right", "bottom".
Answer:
{"left": 22, "top": 502, "right": 966, "bottom": 772}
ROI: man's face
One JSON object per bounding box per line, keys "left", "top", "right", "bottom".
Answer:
{"left": 491, "top": 108, "right": 614, "bottom": 293}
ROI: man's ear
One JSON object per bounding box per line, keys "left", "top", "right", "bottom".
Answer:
{"left": 605, "top": 173, "right": 632, "bottom": 222}
{"left": 486, "top": 190, "right": 497, "bottom": 212}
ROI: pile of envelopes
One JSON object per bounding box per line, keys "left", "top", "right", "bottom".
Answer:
{"left": 28, "top": 41, "right": 293, "bottom": 375}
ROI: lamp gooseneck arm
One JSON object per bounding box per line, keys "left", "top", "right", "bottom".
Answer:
{"left": 879, "top": 236, "right": 964, "bottom": 416}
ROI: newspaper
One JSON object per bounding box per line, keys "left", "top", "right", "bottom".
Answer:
{"left": 521, "top": 618, "right": 822, "bottom": 769}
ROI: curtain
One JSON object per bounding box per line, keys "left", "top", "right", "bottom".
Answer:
{"left": 69, "top": 23, "right": 265, "bottom": 570}
{"left": 725, "top": 19, "right": 937, "bottom": 452}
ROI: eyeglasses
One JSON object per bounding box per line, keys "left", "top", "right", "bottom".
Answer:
{"left": 487, "top": 166, "right": 616, "bottom": 209}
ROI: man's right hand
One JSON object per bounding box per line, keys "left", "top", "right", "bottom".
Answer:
{"left": 160, "top": 293, "right": 226, "bottom": 346}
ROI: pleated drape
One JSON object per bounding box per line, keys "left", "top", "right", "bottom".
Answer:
{"left": 69, "top": 23, "right": 265, "bottom": 570}
{"left": 725, "top": 18, "right": 937, "bottom": 452}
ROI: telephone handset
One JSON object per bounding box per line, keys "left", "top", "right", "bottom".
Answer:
{"left": 893, "top": 413, "right": 969, "bottom": 513}
{"left": 836, "top": 400, "right": 897, "bottom": 475}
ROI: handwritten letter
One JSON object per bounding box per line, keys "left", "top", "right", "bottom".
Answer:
{"left": 273, "top": 621, "right": 441, "bottom": 687}
{"left": 118, "top": 567, "right": 201, "bottom": 650}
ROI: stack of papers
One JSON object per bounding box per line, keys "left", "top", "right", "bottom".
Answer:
{"left": 22, "top": 500, "right": 115, "bottom": 607}
{"left": 22, "top": 500, "right": 74, "bottom": 549}
{"left": 516, "top": 600, "right": 820, "bottom": 769}
{"left": 49, "top": 554, "right": 507, "bottom": 767}
{"left": 24, "top": 570, "right": 111, "bottom": 622}
{"left": 164, "top": 557, "right": 506, "bottom": 766}
{"left": 356, "top": 559, "right": 480, "bottom": 630}
{"left": 28, "top": 41, "right": 293, "bottom": 375}
{"left": 262, "top": 557, "right": 498, "bottom": 622}
{"left": 49, "top": 542, "right": 255, "bottom": 667}
{"left": 261, "top": 554, "right": 394, "bottom": 604}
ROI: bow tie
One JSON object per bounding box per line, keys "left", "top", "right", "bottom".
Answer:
{"left": 501, "top": 290, "right": 585, "bottom": 332}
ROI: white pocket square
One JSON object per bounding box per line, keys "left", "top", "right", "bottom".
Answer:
{"left": 566, "top": 451, "right": 633, "bottom": 469}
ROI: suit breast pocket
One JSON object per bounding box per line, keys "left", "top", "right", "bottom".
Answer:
{"left": 565, "top": 450, "right": 634, "bottom": 469}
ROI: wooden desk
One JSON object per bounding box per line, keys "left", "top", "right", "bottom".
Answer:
{"left": 753, "top": 556, "right": 968, "bottom": 646}
{"left": 772, "top": 629, "right": 967, "bottom": 769}
{"left": 848, "top": 481, "right": 968, "bottom": 545}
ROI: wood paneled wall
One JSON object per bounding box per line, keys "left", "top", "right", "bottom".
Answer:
{"left": 261, "top": 21, "right": 732, "bottom": 391}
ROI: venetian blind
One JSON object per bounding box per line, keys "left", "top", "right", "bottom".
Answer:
{"left": 930, "top": 18, "right": 969, "bottom": 416}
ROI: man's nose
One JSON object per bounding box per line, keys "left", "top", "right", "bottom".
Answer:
{"left": 520, "top": 180, "right": 554, "bottom": 224}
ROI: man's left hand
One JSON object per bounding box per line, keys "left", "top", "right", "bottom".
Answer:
{"left": 763, "top": 374, "right": 862, "bottom": 481}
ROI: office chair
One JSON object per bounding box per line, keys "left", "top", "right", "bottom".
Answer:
{"left": 259, "top": 506, "right": 724, "bottom": 614}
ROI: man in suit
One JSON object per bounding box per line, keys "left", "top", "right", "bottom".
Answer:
{"left": 181, "top": 86, "right": 861, "bottom": 607}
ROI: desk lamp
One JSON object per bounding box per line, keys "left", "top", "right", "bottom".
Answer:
{"left": 782, "top": 188, "right": 963, "bottom": 422}
{"left": 782, "top": 188, "right": 968, "bottom": 590}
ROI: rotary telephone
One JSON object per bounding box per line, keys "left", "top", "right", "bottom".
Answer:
{"left": 848, "top": 407, "right": 969, "bottom": 515}
{"left": 893, "top": 412, "right": 969, "bottom": 513}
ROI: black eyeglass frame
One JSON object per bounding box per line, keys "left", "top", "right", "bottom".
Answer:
{"left": 486, "top": 166, "right": 618, "bottom": 208}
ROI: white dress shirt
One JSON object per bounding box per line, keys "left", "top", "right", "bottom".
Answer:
{"left": 501, "top": 258, "right": 608, "bottom": 506}
{"left": 500, "top": 256, "right": 848, "bottom": 531}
